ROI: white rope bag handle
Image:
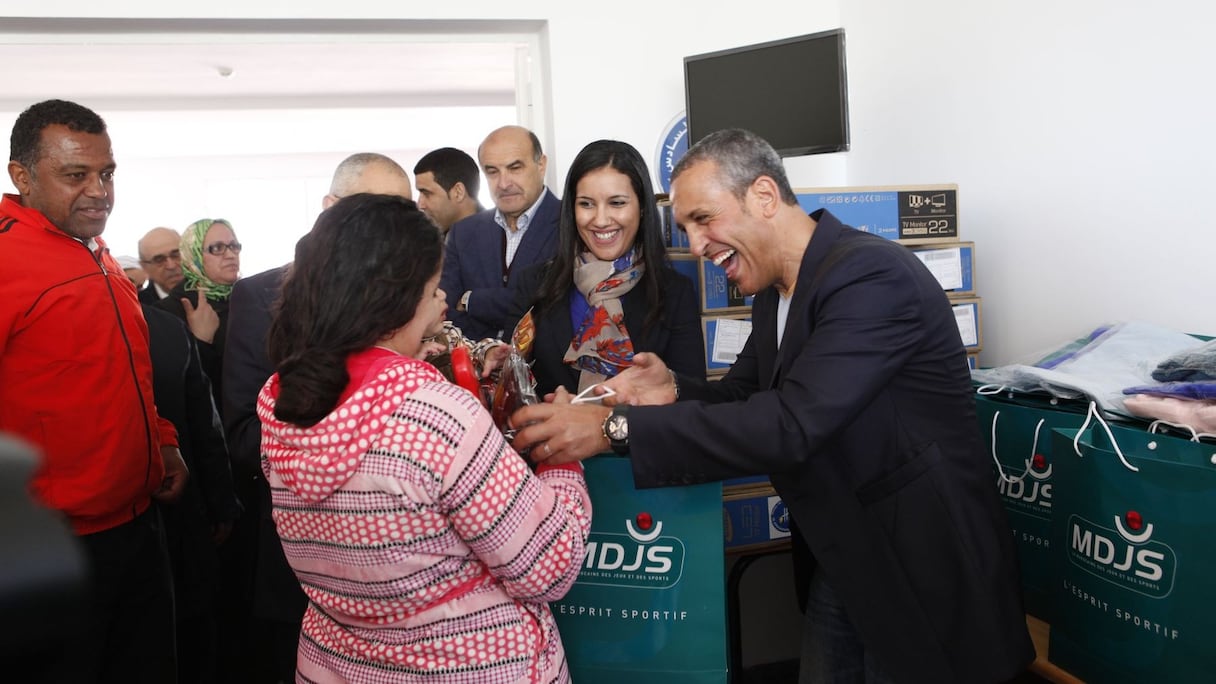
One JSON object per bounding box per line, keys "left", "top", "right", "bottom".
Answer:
{"left": 989, "top": 410, "right": 1046, "bottom": 484}
{"left": 1073, "top": 401, "right": 1139, "bottom": 472}
{"left": 1146, "top": 418, "right": 1216, "bottom": 444}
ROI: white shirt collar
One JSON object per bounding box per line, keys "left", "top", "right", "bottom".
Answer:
{"left": 494, "top": 187, "right": 550, "bottom": 233}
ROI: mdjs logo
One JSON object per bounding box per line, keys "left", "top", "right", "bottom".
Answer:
{"left": 578, "top": 512, "right": 686, "bottom": 589}
{"left": 997, "top": 452, "right": 1052, "bottom": 515}
{"left": 1068, "top": 510, "right": 1177, "bottom": 598}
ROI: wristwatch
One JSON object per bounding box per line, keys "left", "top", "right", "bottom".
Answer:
{"left": 603, "top": 405, "right": 630, "bottom": 454}
{"left": 457, "top": 290, "right": 472, "bottom": 312}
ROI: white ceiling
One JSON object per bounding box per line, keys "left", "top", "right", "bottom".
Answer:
{"left": 0, "top": 40, "right": 519, "bottom": 111}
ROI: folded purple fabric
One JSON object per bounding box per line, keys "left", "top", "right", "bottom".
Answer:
{"left": 1122, "top": 381, "right": 1216, "bottom": 400}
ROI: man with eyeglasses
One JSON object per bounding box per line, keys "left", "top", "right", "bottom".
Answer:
{"left": 137, "top": 226, "right": 185, "bottom": 304}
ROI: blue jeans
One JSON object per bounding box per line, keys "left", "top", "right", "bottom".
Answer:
{"left": 799, "top": 571, "right": 896, "bottom": 684}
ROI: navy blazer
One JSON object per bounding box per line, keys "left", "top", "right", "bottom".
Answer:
{"left": 220, "top": 266, "right": 308, "bottom": 623}
{"left": 441, "top": 190, "right": 561, "bottom": 340}
{"left": 627, "top": 210, "right": 1034, "bottom": 682}
{"left": 504, "top": 261, "right": 705, "bottom": 396}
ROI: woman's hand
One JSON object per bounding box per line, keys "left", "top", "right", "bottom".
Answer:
{"left": 479, "top": 341, "right": 512, "bottom": 378}
{"left": 414, "top": 338, "right": 447, "bottom": 360}
{"left": 182, "top": 288, "right": 220, "bottom": 344}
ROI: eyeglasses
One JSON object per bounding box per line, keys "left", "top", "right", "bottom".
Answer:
{"left": 141, "top": 249, "right": 182, "bottom": 267}
{"left": 206, "top": 241, "right": 243, "bottom": 256}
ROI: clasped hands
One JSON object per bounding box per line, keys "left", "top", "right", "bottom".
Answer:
{"left": 509, "top": 352, "right": 678, "bottom": 465}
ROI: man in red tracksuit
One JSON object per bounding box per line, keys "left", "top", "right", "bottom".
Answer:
{"left": 1, "top": 99, "right": 189, "bottom": 682}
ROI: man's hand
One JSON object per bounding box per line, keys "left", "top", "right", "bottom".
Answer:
{"left": 602, "top": 352, "right": 677, "bottom": 406}
{"left": 182, "top": 289, "right": 220, "bottom": 344}
{"left": 153, "top": 446, "right": 189, "bottom": 503}
{"left": 511, "top": 387, "right": 612, "bottom": 465}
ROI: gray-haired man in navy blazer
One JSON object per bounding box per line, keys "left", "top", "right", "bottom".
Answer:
{"left": 440, "top": 125, "right": 560, "bottom": 341}
{"left": 513, "top": 128, "right": 1035, "bottom": 683}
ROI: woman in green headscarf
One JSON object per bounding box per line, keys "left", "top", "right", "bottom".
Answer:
{"left": 157, "top": 217, "right": 242, "bottom": 413}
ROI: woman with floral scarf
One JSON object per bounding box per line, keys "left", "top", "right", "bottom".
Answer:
{"left": 157, "top": 217, "right": 241, "bottom": 411}
{"left": 504, "top": 140, "right": 704, "bottom": 396}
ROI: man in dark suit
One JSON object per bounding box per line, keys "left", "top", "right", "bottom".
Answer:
{"left": 441, "top": 125, "right": 560, "bottom": 340}
{"left": 221, "top": 152, "right": 412, "bottom": 682}
{"left": 137, "top": 226, "right": 185, "bottom": 304}
{"left": 512, "top": 129, "right": 1035, "bottom": 683}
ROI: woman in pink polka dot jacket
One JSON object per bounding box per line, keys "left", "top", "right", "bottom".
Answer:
{"left": 256, "top": 193, "right": 592, "bottom": 683}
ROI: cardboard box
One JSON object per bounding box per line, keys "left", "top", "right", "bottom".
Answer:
{"left": 699, "top": 257, "right": 754, "bottom": 313}
{"left": 723, "top": 474, "right": 770, "bottom": 492}
{"left": 951, "top": 296, "right": 983, "bottom": 350}
{"left": 703, "top": 313, "right": 752, "bottom": 374}
{"left": 967, "top": 351, "right": 981, "bottom": 370}
{"left": 795, "top": 184, "right": 960, "bottom": 243}
{"left": 722, "top": 484, "right": 791, "bottom": 551}
{"left": 656, "top": 194, "right": 690, "bottom": 251}
{"left": 907, "top": 241, "right": 975, "bottom": 297}
{"left": 668, "top": 253, "right": 701, "bottom": 307}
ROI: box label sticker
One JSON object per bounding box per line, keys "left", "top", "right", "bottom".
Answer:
{"left": 915, "top": 247, "right": 964, "bottom": 290}
{"left": 953, "top": 303, "right": 978, "bottom": 347}
{"left": 768, "top": 496, "right": 791, "bottom": 540}
{"left": 712, "top": 319, "right": 752, "bottom": 365}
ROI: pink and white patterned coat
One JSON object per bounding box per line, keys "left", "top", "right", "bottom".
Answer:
{"left": 258, "top": 351, "right": 591, "bottom": 683}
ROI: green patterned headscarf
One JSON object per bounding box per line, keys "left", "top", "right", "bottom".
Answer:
{"left": 181, "top": 218, "right": 237, "bottom": 300}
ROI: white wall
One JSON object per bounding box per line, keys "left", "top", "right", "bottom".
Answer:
{"left": 843, "top": 0, "right": 1216, "bottom": 362}
{"left": 8, "top": 0, "right": 1211, "bottom": 362}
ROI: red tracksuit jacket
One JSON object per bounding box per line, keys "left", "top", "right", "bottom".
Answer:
{"left": 0, "top": 194, "right": 177, "bottom": 535}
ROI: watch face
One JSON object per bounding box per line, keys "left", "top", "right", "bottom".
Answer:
{"left": 607, "top": 414, "right": 629, "bottom": 441}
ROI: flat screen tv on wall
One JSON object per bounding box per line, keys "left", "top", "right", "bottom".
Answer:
{"left": 684, "top": 29, "right": 849, "bottom": 157}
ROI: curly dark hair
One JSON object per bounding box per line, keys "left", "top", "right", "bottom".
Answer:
{"left": 268, "top": 193, "right": 443, "bottom": 426}
{"left": 9, "top": 99, "right": 107, "bottom": 170}
{"left": 533, "top": 139, "right": 670, "bottom": 333}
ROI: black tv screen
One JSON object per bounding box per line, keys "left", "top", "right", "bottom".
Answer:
{"left": 684, "top": 29, "right": 849, "bottom": 157}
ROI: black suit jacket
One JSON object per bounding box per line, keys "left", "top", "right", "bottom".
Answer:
{"left": 441, "top": 190, "right": 561, "bottom": 340}
{"left": 143, "top": 305, "right": 241, "bottom": 616}
{"left": 220, "top": 266, "right": 307, "bottom": 621}
{"left": 138, "top": 284, "right": 163, "bottom": 305}
{"left": 505, "top": 261, "right": 705, "bottom": 395}
{"left": 628, "top": 211, "right": 1034, "bottom": 682}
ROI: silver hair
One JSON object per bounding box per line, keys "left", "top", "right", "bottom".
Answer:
{"left": 671, "top": 128, "right": 798, "bottom": 205}
{"left": 328, "top": 153, "right": 408, "bottom": 196}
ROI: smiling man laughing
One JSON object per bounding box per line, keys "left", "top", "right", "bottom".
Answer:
{"left": 511, "top": 128, "right": 1035, "bottom": 683}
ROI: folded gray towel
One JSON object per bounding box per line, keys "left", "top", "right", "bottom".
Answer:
{"left": 1153, "top": 338, "right": 1216, "bottom": 382}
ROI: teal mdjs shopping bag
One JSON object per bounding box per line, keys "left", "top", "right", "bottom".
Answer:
{"left": 1048, "top": 417, "right": 1216, "bottom": 683}
{"left": 552, "top": 455, "right": 728, "bottom": 683}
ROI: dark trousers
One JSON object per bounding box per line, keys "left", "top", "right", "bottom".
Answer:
{"left": 799, "top": 572, "right": 896, "bottom": 684}
{"left": 78, "top": 506, "right": 177, "bottom": 684}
